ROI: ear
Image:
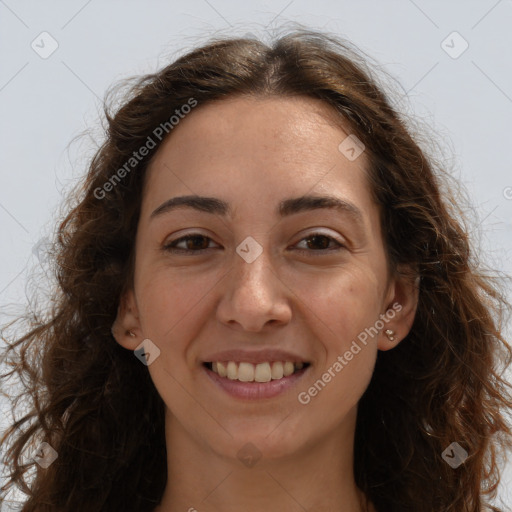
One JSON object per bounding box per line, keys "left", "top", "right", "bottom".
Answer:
{"left": 377, "top": 268, "right": 419, "bottom": 351}
{"left": 111, "top": 288, "right": 143, "bottom": 350}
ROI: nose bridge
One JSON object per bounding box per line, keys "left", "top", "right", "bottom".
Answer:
{"left": 216, "top": 236, "right": 291, "bottom": 330}
{"left": 232, "top": 237, "right": 274, "bottom": 299}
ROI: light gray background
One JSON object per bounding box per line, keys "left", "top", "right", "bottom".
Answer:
{"left": 1, "top": 0, "right": 511, "bottom": 509}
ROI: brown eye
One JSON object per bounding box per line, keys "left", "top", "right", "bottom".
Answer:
{"left": 162, "top": 232, "right": 345, "bottom": 255}
{"left": 163, "top": 234, "right": 218, "bottom": 253}
{"left": 294, "top": 233, "right": 345, "bottom": 253}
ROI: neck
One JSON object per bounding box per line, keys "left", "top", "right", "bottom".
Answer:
{"left": 154, "top": 406, "right": 374, "bottom": 512}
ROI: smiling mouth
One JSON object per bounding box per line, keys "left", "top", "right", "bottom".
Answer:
{"left": 203, "top": 361, "right": 311, "bottom": 382}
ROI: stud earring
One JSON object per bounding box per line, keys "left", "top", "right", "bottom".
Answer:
{"left": 385, "top": 329, "right": 395, "bottom": 341}
{"left": 128, "top": 331, "right": 135, "bottom": 337}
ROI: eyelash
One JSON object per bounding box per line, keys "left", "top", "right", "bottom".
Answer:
{"left": 162, "top": 232, "right": 345, "bottom": 255}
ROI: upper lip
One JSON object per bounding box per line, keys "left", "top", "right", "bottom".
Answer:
{"left": 202, "top": 349, "right": 310, "bottom": 365}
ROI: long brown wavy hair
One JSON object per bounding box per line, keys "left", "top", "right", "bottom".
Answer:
{"left": 1, "top": 27, "right": 511, "bottom": 512}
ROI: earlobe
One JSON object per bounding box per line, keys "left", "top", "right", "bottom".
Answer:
{"left": 111, "top": 289, "right": 142, "bottom": 350}
{"left": 378, "top": 270, "right": 419, "bottom": 351}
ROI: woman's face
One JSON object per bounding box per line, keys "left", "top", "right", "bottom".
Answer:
{"left": 115, "top": 95, "right": 417, "bottom": 462}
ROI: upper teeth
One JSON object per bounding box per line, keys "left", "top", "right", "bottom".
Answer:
{"left": 210, "top": 361, "right": 305, "bottom": 382}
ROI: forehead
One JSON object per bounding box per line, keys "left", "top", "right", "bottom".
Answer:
{"left": 151, "top": 94, "right": 358, "bottom": 166}
{"left": 142, "top": 95, "right": 375, "bottom": 223}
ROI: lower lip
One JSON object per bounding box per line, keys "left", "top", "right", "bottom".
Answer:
{"left": 203, "top": 364, "right": 309, "bottom": 400}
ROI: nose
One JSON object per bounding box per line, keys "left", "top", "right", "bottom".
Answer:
{"left": 216, "top": 244, "right": 292, "bottom": 332}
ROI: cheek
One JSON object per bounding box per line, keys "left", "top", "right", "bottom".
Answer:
{"left": 288, "top": 261, "right": 385, "bottom": 346}
{"left": 135, "top": 266, "right": 218, "bottom": 342}
{"left": 294, "top": 269, "right": 382, "bottom": 410}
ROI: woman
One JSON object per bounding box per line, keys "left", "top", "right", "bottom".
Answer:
{"left": 1, "top": 28, "right": 511, "bottom": 512}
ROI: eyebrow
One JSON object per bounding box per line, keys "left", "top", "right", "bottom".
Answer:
{"left": 150, "top": 194, "right": 364, "bottom": 224}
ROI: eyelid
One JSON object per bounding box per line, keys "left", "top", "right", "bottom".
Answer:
{"left": 292, "top": 231, "right": 346, "bottom": 253}
{"left": 293, "top": 228, "right": 345, "bottom": 245}
{"left": 162, "top": 231, "right": 219, "bottom": 252}
{"left": 163, "top": 229, "right": 346, "bottom": 254}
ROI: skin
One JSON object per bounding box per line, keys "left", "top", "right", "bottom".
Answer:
{"left": 113, "top": 95, "right": 418, "bottom": 512}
